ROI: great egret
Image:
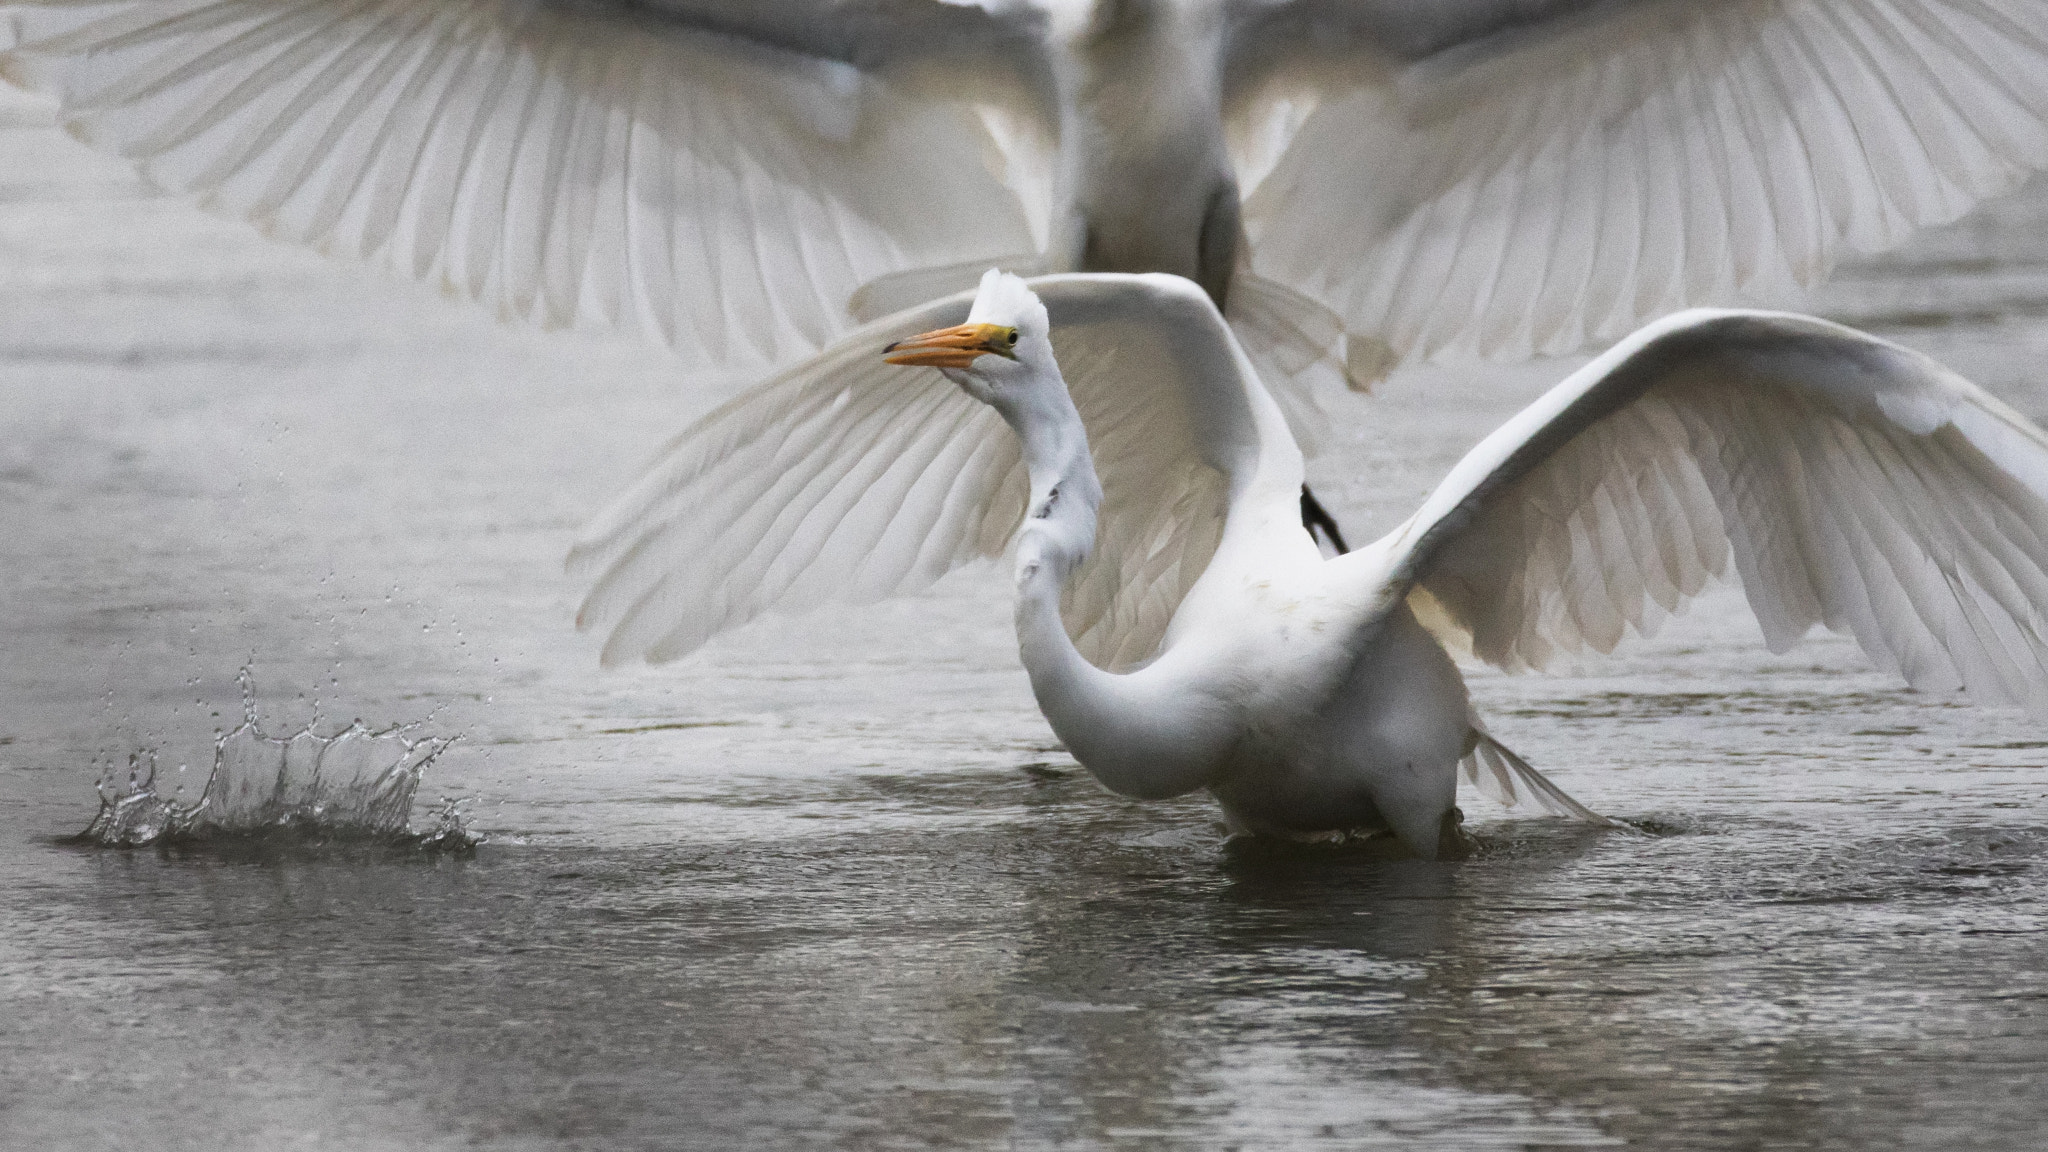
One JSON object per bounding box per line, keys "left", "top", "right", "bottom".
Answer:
{"left": 4, "top": 0, "right": 2048, "bottom": 402}
{"left": 573, "top": 270, "right": 2048, "bottom": 857}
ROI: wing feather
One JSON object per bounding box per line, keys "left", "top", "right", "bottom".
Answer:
{"left": 1238, "top": 0, "right": 2048, "bottom": 369}
{"left": 573, "top": 274, "right": 1291, "bottom": 671}
{"left": 0, "top": 0, "right": 1052, "bottom": 372}
{"left": 1379, "top": 309, "right": 2048, "bottom": 714}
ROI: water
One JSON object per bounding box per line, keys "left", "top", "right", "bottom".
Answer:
{"left": 5, "top": 82, "right": 2048, "bottom": 1149}
{"left": 78, "top": 668, "right": 469, "bottom": 851}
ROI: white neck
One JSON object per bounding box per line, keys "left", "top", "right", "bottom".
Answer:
{"left": 995, "top": 370, "right": 1106, "bottom": 702}
{"left": 1048, "top": 0, "right": 1236, "bottom": 300}
{"left": 993, "top": 363, "right": 1224, "bottom": 801}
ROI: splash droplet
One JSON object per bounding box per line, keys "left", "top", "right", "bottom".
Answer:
{"left": 78, "top": 667, "right": 474, "bottom": 852}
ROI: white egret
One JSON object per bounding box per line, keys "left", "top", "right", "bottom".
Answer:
{"left": 573, "top": 270, "right": 2048, "bottom": 858}
{"left": 4, "top": 0, "right": 2048, "bottom": 402}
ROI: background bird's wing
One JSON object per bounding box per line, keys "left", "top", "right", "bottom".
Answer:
{"left": 572, "top": 273, "right": 1297, "bottom": 671}
{"left": 1374, "top": 309, "right": 2048, "bottom": 715}
{"left": 0, "top": 0, "right": 1054, "bottom": 374}
{"left": 1231, "top": 0, "right": 2048, "bottom": 368}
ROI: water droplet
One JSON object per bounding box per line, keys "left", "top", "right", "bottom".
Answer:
{"left": 78, "top": 664, "right": 471, "bottom": 851}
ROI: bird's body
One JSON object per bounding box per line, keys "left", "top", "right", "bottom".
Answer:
{"left": 578, "top": 270, "right": 2048, "bottom": 857}
{"left": 876, "top": 271, "right": 1480, "bottom": 852}
{"left": 1004, "top": 430, "right": 1470, "bottom": 845}
{"left": 1048, "top": 0, "right": 1238, "bottom": 302}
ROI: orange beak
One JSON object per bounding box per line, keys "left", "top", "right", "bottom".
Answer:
{"left": 883, "top": 323, "right": 1016, "bottom": 368}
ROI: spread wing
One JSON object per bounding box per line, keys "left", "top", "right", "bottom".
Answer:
{"left": 1374, "top": 309, "right": 2048, "bottom": 715}
{"left": 0, "top": 0, "right": 1055, "bottom": 373}
{"left": 1232, "top": 0, "right": 2048, "bottom": 368}
{"left": 571, "top": 272, "right": 1301, "bottom": 671}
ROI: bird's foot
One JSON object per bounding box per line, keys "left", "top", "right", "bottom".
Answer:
{"left": 1435, "top": 805, "right": 1475, "bottom": 861}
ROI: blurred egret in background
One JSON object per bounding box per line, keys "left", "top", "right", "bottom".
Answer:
{"left": 6, "top": 0, "right": 2048, "bottom": 417}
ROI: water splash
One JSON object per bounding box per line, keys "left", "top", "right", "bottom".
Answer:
{"left": 79, "top": 669, "right": 475, "bottom": 852}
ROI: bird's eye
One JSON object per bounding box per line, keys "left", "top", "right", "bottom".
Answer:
{"left": 1003, "top": 328, "right": 1018, "bottom": 346}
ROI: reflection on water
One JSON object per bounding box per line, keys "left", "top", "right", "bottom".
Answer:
{"left": 27, "top": 774, "right": 2041, "bottom": 1149}
{"left": 77, "top": 669, "right": 472, "bottom": 852}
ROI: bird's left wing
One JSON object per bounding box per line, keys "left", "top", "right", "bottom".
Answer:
{"left": 0, "top": 0, "right": 1054, "bottom": 373}
{"left": 1370, "top": 309, "right": 2048, "bottom": 715}
{"left": 573, "top": 273, "right": 1295, "bottom": 670}
{"left": 1229, "top": 0, "right": 2048, "bottom": 369}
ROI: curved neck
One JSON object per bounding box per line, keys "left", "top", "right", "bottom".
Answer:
{"left": 997, "top": 367, "right": 1220, "bottom": 801}
{"left": 998, "top": 379, "right": 1104, "bottom": 690}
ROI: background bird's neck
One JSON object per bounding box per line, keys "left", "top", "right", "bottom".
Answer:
{"left": 1051, "top": 0, "right": 1239, "bottom": 304}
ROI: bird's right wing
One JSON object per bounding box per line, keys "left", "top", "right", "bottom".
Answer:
{"left": 0, "top": 0, "right": 1054, "bottom": 373}
{"left": 573, "top": 273, "right": 1300, "bottom": 671}
{"left": 1370, "top": 309, "right": 2048, "bottom": 715}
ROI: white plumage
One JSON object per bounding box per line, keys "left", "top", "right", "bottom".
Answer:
{"left": 0, "top": 0, "right": 1042, "bottom": 372}
{"left": 570, "top": 273, "right": 1237, "bottom": 670}
{"left": 6, "top": 0, "right": 2048, "bottom": 410}
{"left": 1244, "top": 1, "right": 2048, "bottom": 366}
{"left": 576, "top": 271, "right": 2048, "bottom": 856}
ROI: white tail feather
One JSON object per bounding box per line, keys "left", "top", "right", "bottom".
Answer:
{"left": 1460, "top": 728, "right": 1622, "bottom": 827}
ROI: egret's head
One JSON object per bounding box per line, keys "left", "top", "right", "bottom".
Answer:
{"left": 883, "top": 270, "right": 1052, "bottom": 405}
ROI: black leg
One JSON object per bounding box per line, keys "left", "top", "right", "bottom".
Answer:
{"left": 1436, "top": 806, "right": 1474, "bottom": 861}
{"left": 1299, "top": 484, "right": 1350, "bottom": 554}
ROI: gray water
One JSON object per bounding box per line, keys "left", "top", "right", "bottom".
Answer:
{"left": 5, "top": 82, "right": 2048, "bottom": 1149}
